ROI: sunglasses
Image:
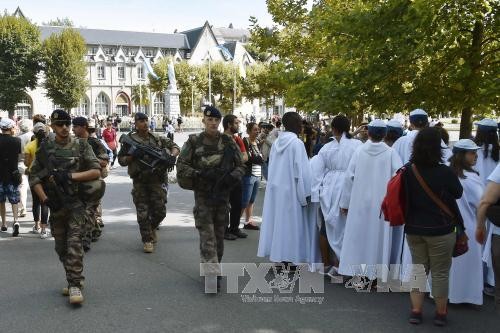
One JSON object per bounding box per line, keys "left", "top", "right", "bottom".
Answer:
{"left": 54, "top": 121, "right": 71, "bottom": 127}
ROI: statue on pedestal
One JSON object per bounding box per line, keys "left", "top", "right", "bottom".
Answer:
{"left": 167, "top": 60, "right": 178, "bottom": 92}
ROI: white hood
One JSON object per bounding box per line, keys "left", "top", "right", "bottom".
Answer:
{"left": 363, "top": 140, "right": 389, "bottom": 156}
{"left": 274, "top": 131, "right": 298, "bottom": 154}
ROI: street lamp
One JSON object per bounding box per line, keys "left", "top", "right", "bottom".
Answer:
{"left": 189, "top": 75, "right": 195, "bottom": 117}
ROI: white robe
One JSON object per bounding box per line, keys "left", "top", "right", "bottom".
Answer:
{"left": 338, "top": 141, "right": 402, "bottom": 279}
{"left": 311, "top": 134, "right": 362, "bottom": 256}
{"left": 475, "top": 145, "right": 498, "bottom": 185}
{"left": 448, "top": 171, "right": 484, "bottom": 305}
{"left": 392, "top": 130, "right": 452, "bottom": 272}
{"left": 257, "top": 132, "right": 318, "bottom": 265}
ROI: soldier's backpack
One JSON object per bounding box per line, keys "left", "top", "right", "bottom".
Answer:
{"left": 76, "top": 139, "right": 106, "bottom": 201}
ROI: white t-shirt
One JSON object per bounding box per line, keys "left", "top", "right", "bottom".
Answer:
{"left": 487, "top": 164, "right": 500, "bottom": 235}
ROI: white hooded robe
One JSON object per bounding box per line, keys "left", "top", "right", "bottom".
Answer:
{"left": 257, "top": 132, "right": 318, "bottom": 265}
{"left": 338, "top": 141, "right": 402, "bottom": 279}
{"left": 311, "top": 134, "right": 362, "bottom": 257}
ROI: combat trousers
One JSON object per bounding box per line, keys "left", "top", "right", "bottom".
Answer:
{"left": 194, "top": 194, "right": 229, "bottom": 276}
{"left": 49, "top": 205, "right": 86, "bottom": 288}
{"left": 83, "top": 201, "right": 102, "bottom": 249}
{"left": 132, "top": 182, "right": 166, "bottom": 243}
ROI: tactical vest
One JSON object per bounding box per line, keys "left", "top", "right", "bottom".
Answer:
{"left": 41, "top": 138, "right": 106, "bottom": 202}
{"left": 178, "top": 133, "right": 231, "bottom": 191}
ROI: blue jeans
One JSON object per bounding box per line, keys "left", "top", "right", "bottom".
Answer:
{"left": 241, "top": 175, "right": 260, "bottom": 208}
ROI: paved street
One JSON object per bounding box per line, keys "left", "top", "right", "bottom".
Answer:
{"left": 0, "top": 131, "right": 499, "bottom": 333}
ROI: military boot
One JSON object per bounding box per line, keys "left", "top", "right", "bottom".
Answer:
{"left": 69, "top": 287, "right": 84, "bottom": 304}
{"left": 143, "top": 242, "right": 154, "bottom": 253}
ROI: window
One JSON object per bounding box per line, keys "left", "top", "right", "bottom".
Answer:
{"left": 95, "top": 93, "right": 109, "bottom": 115}
{"left": 144, "top": 49, "right": 153, "bottom": 57}
{"left": 118, "top": 66, "right": 125, "bottom": 79}
{"left": 75, "top": 98, "right": 88, "bottom": 116}
{"left": 128, "top": 49, "right": 136, "bottom": 56}
{"left": 97, "top": 64, "right": 105, "bottom": 79}
{"left": 88, "top": 47, "right": 97, "bottom": 55}
{"left": 137, "top": 65, "right": 144, "bottom": 80}
{"left": 153, "top": 94, "right": 164, "bottom": 115}
{"left": 15, "top": 97, "right": 32, "bottom": 119}
{"left": 105, "top": 47, "right": 114, "bottom": 56}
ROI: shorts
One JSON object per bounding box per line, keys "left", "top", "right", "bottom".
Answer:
{"left": 241, "top": 175, "right": 260, "bottom": 208}
{"left": 0, "top": 182, "right": 20, "bottom": 204}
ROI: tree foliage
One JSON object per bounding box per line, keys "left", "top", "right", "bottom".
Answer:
{"left": 0, "top": 14, "right": 42, "bottom": 116}
{"left": 42, "top": 17, "right": 74, "bottom": 27}
{"left": 131, "top": 84, "right": 150, "bottom": 107}
{"left": 43, "top": 28, "right": 88, "bottom": 111}
{"left": 250, "top": 0, "right": 499, "bottom": 137}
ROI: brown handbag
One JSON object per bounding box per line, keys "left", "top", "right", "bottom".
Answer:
{"left": 411, "top": 164, "right": 468, "bottom": 257}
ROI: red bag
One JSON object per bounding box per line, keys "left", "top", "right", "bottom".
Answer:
{"left": 381, "top": 166, "right": 406, "bottom": 226}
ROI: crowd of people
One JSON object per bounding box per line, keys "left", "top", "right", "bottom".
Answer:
{"left": 1, "top": 107, "right": 499, "bottom": 326}
{"left": 254, "top": 109, "right": 500, "bottom": 326}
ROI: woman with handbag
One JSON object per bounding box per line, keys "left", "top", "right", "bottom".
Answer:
{"left": 447, "top": 139, "right": 484, "bottom": 305}
{"left": 404, "top": 127, "right": 464, "bottom": 326}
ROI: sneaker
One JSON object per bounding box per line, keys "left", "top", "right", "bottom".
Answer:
{"left": 32, "top": 225, "right": 40, "bottom": 234}
{"left": 40, "top": 230, "right": 50, "bottom": 239}
{"left": 12, "top": 223, "right": 20, "bottom": 237}
{"left": 433, "top": 312, "right": 447, "bottom": 327}
{"left": 243, "top": 223, "right": 260, "bottom": 230}
{"left": 230, "top": 229, "right": 248, "bottom": 238}
{"left": 1, "top": 225, "right": 7, "bottom": 232}
{"left": 69, "top": 287, "right": 84, "bottom": 304}
{"left": 63, "top": 283, "right": 84, "bottom": 296}
{"left": 484, "top": 285, "right": 495, "bottom": 297}
{"left": 143, "top": 242, "right": 154, "bottom": 253}
{"left": 409, "top": 311, "right": 423, "bottom": 325}
{"left": 224, "top": 232, "right": 237, "bottom": 240}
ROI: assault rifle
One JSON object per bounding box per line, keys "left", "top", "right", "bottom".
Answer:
{"left": 119, "top": 134, "right": 177, "bottom": 173}
{"left": 208, "top": 144, "right": 238, "bottom": 204}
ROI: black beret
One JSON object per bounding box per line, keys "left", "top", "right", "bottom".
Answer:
{"left": 50, "top": 109, "right": 71, "bottom": 123}
{"left": 134, "top": 112, "right": 148, "bottom": 121}
{"left": 72, "top": 116, "right": 88, "bottom": 127}
{"left": 203, "top": 105, "right": 222, "bottom": 119}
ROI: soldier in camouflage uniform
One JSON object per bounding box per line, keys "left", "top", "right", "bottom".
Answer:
{"left": 72, "top": 117, "right": 109, "bottom": 252}
{"left": 29, "top": 110, "right": 101, "bottom": 305}
{"left": 118, "top": 112, "right": 179, "bottom": 253}
{"left": 176, "top": 106, "right": 245, "bottom": 293}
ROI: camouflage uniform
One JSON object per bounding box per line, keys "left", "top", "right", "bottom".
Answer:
{"left": 177, "top": 132, "right": 245, "bottom": 275}
{"left": 83, "top": 136, "right": 109, "bottom": 249}
{"left": 118, "top": 131, "right": 179, "bottom": 243}
{"left": 29, "top": 137, "right": 100, "bottom": 288}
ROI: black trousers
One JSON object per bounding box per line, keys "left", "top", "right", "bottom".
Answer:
{"left": 228, "top": 181, "right": 243, "bottom": 232}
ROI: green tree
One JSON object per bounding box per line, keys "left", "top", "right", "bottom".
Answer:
{"left": 251, "top": 0, "right": 499, "bottom": 137}
{"left": 131, "top": 84, "right": 150, "bottom": 111}
{"left": 0, "top": 14, "right": 42, "bottom": 116}
{"left": 43, "top": 28, "right": 87, "bottom": 111}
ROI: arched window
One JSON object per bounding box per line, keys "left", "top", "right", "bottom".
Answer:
{"left": 153, "top": 94, "right": 164, "bottom": 116}
{"left": 74, "top": 97, "right": 89, "bottom": 116}
{"left": 115, "top": 93, "right": 130, "bottom": 117}
{"left": 95, "top": 93, "right": 109, "bottom": 116}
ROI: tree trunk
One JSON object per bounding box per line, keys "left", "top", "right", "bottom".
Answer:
{"left": 459, "top": 21, "right": 483, "bottom": 139}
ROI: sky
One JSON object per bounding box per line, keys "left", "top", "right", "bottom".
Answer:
{"left": 3, "top": 0, "right": 275, "bottom": 32}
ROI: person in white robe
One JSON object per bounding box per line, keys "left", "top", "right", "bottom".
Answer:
{"left": 257, "top": 112, "right": 319, "bottom": 267}
{"left": 311, "top": 115, "right": 362, "bottom": 274}
{"left": 447, "top": 139, "right": 484, "bottom": 305}
{"left": 473, "top": 119, "right": 499, "bottom": 292}
{"left": 338, "top": 120, "right": 402, "bottom": 279}
{"left": 392, "top": 109, "right": 452, "bottom": 275}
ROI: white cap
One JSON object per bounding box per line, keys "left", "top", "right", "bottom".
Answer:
{"left": 475, "top": 118, "right": 497, "bottom": 128}
{"left": 368, "top": 119, "right": 386, "bottom": 128}
{"left": 409, "top": 108, "right": 428, "bottom": 117}
{"left": 387, "top": 119, "right": 403, "bottom": 129}
{"left": 33, "top": 122, "right": 46, "bottom": 133}
{"left": 0, "top": 118, "right": 15, "bottom": 130}
{"left": 453, "top": 139, "right": 480, "bottom": 152}
{"left": 88, "top": 119, "right": 96, "bottom": 128}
